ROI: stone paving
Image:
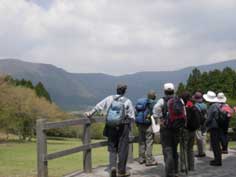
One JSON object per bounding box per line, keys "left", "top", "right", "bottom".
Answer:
{"left": 65, "top": 149, "right": 236, "bottom": 177}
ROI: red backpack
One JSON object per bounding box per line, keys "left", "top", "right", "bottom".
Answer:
{"left": 163, "top": 96, "right": 187, "bottom": 129}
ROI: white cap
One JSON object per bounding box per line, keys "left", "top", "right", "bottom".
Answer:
{"left": 164, "top": 83, "right": 175, "bottom": 91}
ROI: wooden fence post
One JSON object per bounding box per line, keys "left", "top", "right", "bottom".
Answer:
{"left": 36, "top": 119, "right": 48, "bottom": 177}
{"left": 128, "top": 122, "right": 134, "bottom": 163}
{"left": 83, "top": 122, "right": 92, "bottom": 173}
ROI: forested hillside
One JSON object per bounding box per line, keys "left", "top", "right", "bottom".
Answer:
{"left": 177, "top": 67, "right": 236, "bottom": 99}
{"left": 0, "top": 75, "right": 69, "bottom": 140}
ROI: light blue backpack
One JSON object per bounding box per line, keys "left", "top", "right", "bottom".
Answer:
{"left": 106, "top": 96, "right": 127, "bottom": 127}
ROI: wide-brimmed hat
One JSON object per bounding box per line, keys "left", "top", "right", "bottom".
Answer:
{"left": 217, "top": 92, "right": 227, "bottom": 103}
{"left": 203, "top": 91, "right": 217, "bottom": 103}
{"left": 192, "top": 92, "right": 203, "bottom": 102}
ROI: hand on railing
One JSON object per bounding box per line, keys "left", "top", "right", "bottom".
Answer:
{"left": 84, "top": 109, "right": 97, "bottom": 119}
{"left": 84, "top": 112, "right": 92, "bottom": 118}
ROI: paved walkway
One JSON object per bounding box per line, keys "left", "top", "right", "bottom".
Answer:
{"left": 65, "top": 149, "right": 236, "bottom": 177}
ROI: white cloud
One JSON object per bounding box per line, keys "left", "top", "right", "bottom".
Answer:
{"left": 0, "top": 0, "right": 236, "bottom": 75}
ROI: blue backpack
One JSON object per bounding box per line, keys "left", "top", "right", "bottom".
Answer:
{"left": 135, "top": 98, "right": 153, "bottom": 125}
{"left": 106, "top": 96, "right": 127, "bottom": 127}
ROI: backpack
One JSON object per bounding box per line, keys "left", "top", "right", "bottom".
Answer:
{"left": 135, "top": 98, "right": 153, "bottom": 125}
{"left": 162, "top": 96, "right": 186, "bottom": 129}
{"left": 185, "top": 101, "right": 201, "bottom": 131}
{"left": 106, "top": 96, "right": 127, "bottom": 127}
{"left": 195, "top": 103, "right": 208, "bottom": 125}
{"left": 217, "top": 103, "right": 233, "bottom": 129}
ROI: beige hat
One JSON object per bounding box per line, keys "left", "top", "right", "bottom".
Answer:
{"left": 203, "top": 91, "right": 217, "bottom": 103}
{"left": 217, "top": 92, "right": 227, "bottom": 103}
{"left": 147, "top": 90, "right": 156, "bottom": 100}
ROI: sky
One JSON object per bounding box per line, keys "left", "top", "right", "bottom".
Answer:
{"left": 0, "top": 0, "right": 236, "bottom": 75}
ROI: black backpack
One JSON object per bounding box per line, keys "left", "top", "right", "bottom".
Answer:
{"left": 186, "top": 101, "right": 201, "bottom": 131}
{"left": 216, "top": 103, "right": 233, "bottom": 130}
{"left": 195, "top": 103, "right": 208, "bottom": 125}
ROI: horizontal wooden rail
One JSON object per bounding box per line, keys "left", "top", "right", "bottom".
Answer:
{"left": 46, "top": 141, "right": 107, "bottom": 160}
{"left": 43, "top": 117, "right": 105, "bottom": 130}
{"left": 46, "top": 136, "right": 138, "bottom": 161}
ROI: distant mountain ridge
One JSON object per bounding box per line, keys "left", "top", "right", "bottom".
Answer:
{"left": 1, "top": 58, "right": 236, "bottom": 110}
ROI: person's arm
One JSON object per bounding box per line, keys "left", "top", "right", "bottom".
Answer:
{"left": 125, "top": 99, "right": 135, "bottom": 120}
{"left": 153, "top": 98, "right": 165, "bottom": 126}
{"left": 153, "top": 98, "right": 164, "bottom": 119}
{"left": 84, "top": 96, "right": 112, "bottom": 118}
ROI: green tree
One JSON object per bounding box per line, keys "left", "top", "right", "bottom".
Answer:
{"left": 35, "top": 82, "right": 52, "bottom": 103}
{"left": 186, "top": 68, "right": 202, "bottom": 93}
{"left": 176, "top": 82, "right": 186, "bottom": 96}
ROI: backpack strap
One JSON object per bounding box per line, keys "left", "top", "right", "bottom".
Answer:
{"left": 113, "top": 95, "right": 128, "bottom": 104}
{"left": 162, "top": 96, "right": 172, "bottom": 119}
{"left": 114, "top": 95, "right": 123, "bottom": 101}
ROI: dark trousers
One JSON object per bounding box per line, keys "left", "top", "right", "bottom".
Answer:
{"left": 210, "top": 128, "right": 222, "bottom": 163}
{"left": 220, "top": 119, "right": 230, "bottom": 151}
{"left": 220, "top": 131, "right": 229, "bottom": 151}
{"left": 107, "top": 123, "right": 130, "bottom": 174}
{"left": 180, "top": 129, "right": 195, "bottom": 171}
{"left": 160, "top": 128, "right": 180, "bottom": 177}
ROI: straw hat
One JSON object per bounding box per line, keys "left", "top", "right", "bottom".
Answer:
{"left": 203, "top": 91, "right": 217, "bottom": 103}
{"left": 217, "top": 92, "right": 227, "bottom": 103}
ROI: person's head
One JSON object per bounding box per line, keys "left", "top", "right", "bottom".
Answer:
{"left": 216, "top": 92, "right": 227, "bottom": 103}
{"left": 192, "top": 91, "right": 203, "bottom": 103}
{"left": 203, "top": 91, "right": 217, "bottom": 104}
{"left": 116, "top": 83, "right": 127, "bottom": 95}
{"left": 164, "top": 83, "right": 175, "bottom": 96}
{"left": 181, "top": 91, "right": 191, "bottom": 104}
{"left": 147, "top": 90, "right": 157, "bottom": 100}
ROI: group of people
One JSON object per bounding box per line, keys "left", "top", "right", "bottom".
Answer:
{"left": 84, "top": 82, "right": 235, "bottom": 177}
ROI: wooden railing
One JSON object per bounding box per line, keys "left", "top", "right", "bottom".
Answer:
{"left": 36, "top": 117, "right": 137, "bottom": 177}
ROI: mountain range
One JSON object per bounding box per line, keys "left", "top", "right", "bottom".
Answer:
{"left": 0, "top": 58, "right": 236, "bottom": 110}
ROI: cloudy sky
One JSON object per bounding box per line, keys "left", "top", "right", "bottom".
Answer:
{"left": 0, "top": 0, "right": 236, "bottom": 75}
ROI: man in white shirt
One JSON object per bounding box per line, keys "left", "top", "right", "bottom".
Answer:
{"left": 85, "top": 83, "right": 135, "bottom": 177}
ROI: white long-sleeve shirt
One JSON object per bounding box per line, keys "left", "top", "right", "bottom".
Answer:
{"left": 153, "top": 98, "right": 165, "bottom": 119}
{"left": 94, "top": 95, "right": 135, "bottom": 119}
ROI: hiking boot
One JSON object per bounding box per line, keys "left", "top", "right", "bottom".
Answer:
{"left": 222, "top": 150, "right": 228, "bottom": 154}
{"left": 174, "top": 173, "right": 179, "bottom": 177}
{"left": 195, "top": 153, "right": 206, "bottom": 158}
{"left": 210, "top": 160, "right": 222, "bottom": 166}
{"left": 138, "top": 158, "right": 145, "bottom": 165}
{"left": 110, "top": 167, "right": 117, "bottom": 177}
{"left": 117, "top": 171, "right": 131, "bottom": 177}
{"left": 145, "top": 160, "right": 158, "bottom": 167}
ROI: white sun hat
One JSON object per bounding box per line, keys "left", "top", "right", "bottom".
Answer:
{"left": 203, "top": 91, "right": 217, "bottom": 103}
{"left": 217, "top": 92, "right": 227, "bottom": 103}
{"left": 164, "top": 83, "right": 175, "bottom": 91}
